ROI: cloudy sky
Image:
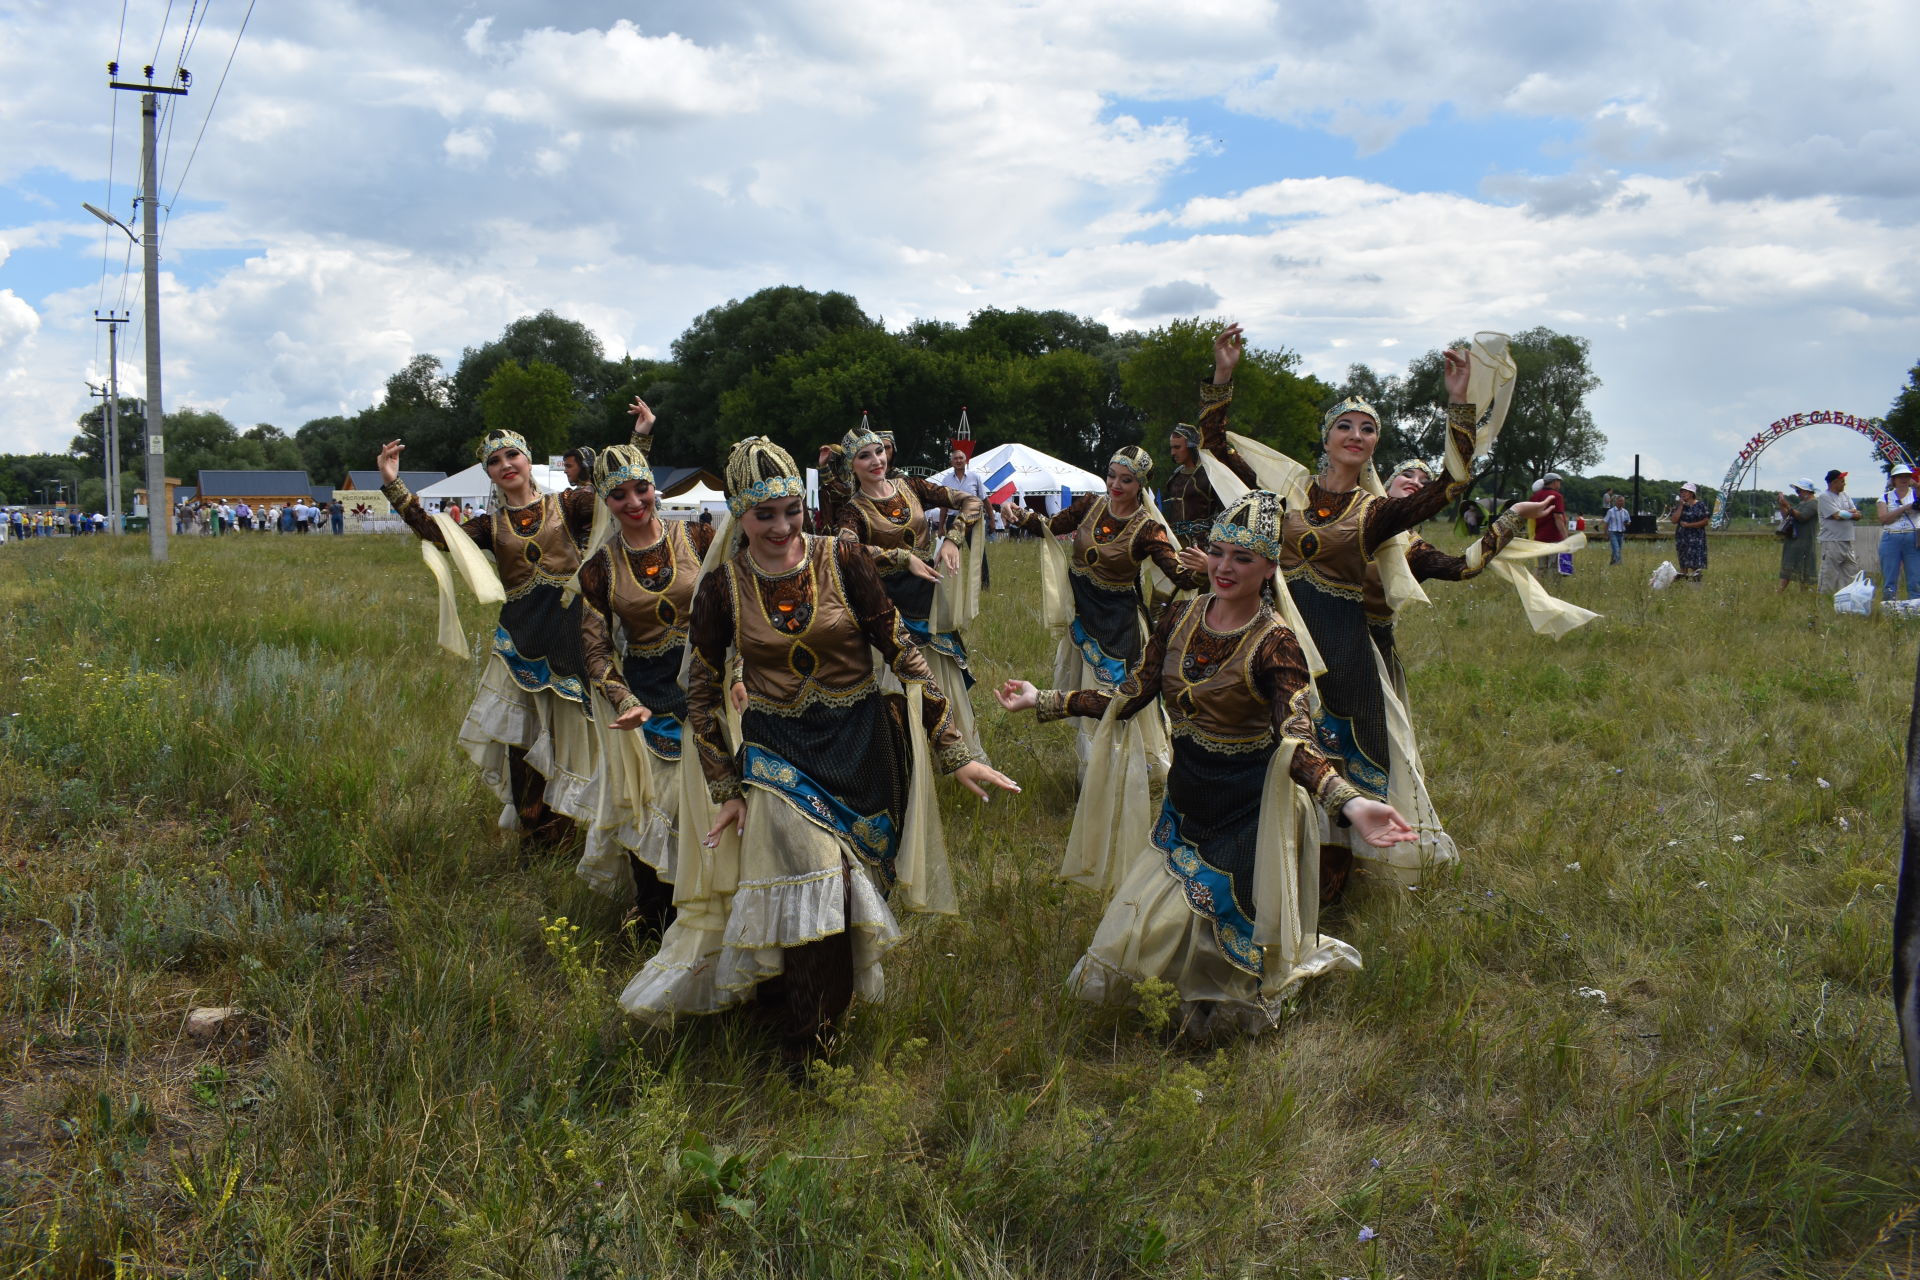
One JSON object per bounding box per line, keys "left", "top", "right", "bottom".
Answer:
{"left": 2, "top": 0, "right": 1916, "bottom": 493}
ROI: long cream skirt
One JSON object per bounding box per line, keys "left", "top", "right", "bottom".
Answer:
{"left": 457, "top": 654, "right": 598, "bottom": 831}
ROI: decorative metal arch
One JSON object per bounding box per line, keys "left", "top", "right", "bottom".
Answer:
{"left": 1710, "top": 409, "right": 1910, "bottom": 528}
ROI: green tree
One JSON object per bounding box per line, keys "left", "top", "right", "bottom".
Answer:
{"left": 166, "top": 409, "right": 247, "bottom": 486}
{"left": 658, "top": 286, "right": 880, "bottom": 467}
{"left": 1395, "top": 327, "right": 1604, "bottom": 500}
{"left": 450, "top": 312, "right": 617, "bottom": 457}
{"left": 1118, "top": 318, "right": 1328, "bottom": 479}
{"left": 1882, "top": 359, "right": 1920, "bottom": 467}
{"left": 479, "top": 360, "right": 577, "bottom": 462}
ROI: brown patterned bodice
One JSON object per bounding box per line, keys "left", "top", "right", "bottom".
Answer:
{"left": 606, "top": 520, "right": 703, "bottom": 657}
{"left": 726, "top": 535, "right": 875, "bottom": 709}
{"left": 849, "top": 482, "right": 931, "bottom": 558}
{"left": 1280, "top": 485, "right": 1375, "bottom": 597}
{"left": 493, "top": 494, "right": 582, "bottom": 599}
{"left": 1160, "top": 600, "right": 1280, "bottom": 753}
{"left": 1071, "top": 497, "right": 1153, "bottom": 589}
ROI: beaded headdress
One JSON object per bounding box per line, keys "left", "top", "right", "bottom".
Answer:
{"left": 1209, "top": 489, "right": 1285, "bottom": 564}
{"left": 476, "top": 428, "right": 529, "bottom": 463}
{"left": 1171, "top": 422, "right": 1199, "bottom": 445}
{"left": 842, "top": 414, "right": 884, "bottom": 459}
{"left": 1109, "top": 444, "right": 1154, "bottom": 483}
{"left": 1320, "top": 397, "right": 1380, "bottom": 440}
{"left": 592, "top": 443, "right": 654, "bottom": 501}
{"left": 724, "top": 436, "right": 805, "bottom": 518}
{"left": 569, "top": 445, "right": 598, "bottom": 476}
{"left": 1389, "top": 457, "right": 1435, "bottom": 483}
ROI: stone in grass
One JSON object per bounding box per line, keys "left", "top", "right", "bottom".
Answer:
{"left": 186, "top": 1007, "right": 243, "bottom": 1041}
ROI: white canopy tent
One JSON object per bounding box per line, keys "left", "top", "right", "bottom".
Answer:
{"left": 657, "top": 481, "right": 729, "bottom": 522}
{"left": 962, "top": 442, "right": 1104, "bottom": 515}
{"left": 416, "top": 462, "right": 568, "bottom": 508}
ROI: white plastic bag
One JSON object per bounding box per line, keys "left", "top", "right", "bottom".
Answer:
{"left": 1648, "top": 561, "right": 1677, "bottom": 590}
{"left": 1834, "top": 572, "right": 1875, "bottom": 616}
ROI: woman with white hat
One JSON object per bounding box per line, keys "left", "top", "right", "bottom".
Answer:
{"left": 1776, "top": 479, "right": 1819, "bottom": 591}
{"left": 1667, "top": 482, "right": 1710, "bottom": 583}
{"left": 1878, "top": 463, "right": 1920, "bottom": 600}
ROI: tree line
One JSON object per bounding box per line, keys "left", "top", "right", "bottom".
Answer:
{"left": 7, "top": 286, "right": 1640, "bottom": 509}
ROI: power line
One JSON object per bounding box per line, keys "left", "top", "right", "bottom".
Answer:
{"left": 162, "top": 0, "right": 255, "bottom": 219}
{"left": 181, "top": 0, "right": 213, "bottom": 67}
{"left": 174, "top": 0, "right": 199, "bottom": 78}
{"left": 148, "top": 0, "right": 176, "bottom": 75}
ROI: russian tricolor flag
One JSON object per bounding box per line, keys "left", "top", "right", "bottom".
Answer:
{"left": 985, "top": 460, "right": 1018, "bottom": 504}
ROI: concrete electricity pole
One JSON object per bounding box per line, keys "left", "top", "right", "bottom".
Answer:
{"left": 102, "top": 60, "right": 188, "bottom": 562}
{"left": 93, "top": 310, "right": 129, "bottom": 533}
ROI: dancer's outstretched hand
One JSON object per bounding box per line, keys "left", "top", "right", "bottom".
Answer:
{"left": 954, "top": 760, "right": 1021, "bottom": 802}
{"left": 628, "top": 397, "right": 655, "bottom": 434}
{"left": 908, "top": 555, "right": 943, "bottom": 582}
{"left": 1213, "top": 323, "right": 1244, "bottom": 384}
{"left": 730, "top": 681, "right": 748, "bottom": 713}
{"left": 376, "top": 440, "right": 405, "bottom": 485}
{"left": 1510, "top": 498, "right": 1552, "bottom": 521}
{"left": 1443, "top": 347, "right": 1471, "bottom": 403}
{"left": 609, "top": 702, "right": 652, "bottom": 731}
{"left": 995, "top": 679, "right": 1038, "bottom": 712}
{"left": 1342, "top": 797, "right": 1416, "bottom": 848}
{"left": 704, "top": 798, "right": 747, "bottom": 847}
{"left": 936, "top": 540, "right": 962, "bottom": 575}
{"left": 1178, "top": 545, "right": 1208, "bottom": 575}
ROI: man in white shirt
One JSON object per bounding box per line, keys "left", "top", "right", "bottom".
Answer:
{"left": 1603, "top": 494, "right": 1630, "bottom": 564}
{"left": 928, "top": 445, "right": 994, "bottom": 587}
{"left": 1817, "top": 468, "right": 1862, "bottom": 591}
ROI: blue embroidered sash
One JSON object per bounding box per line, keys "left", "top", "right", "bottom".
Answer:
{"left": 898, "top": 617, "right": 975, "bottom": 689}
{"left": 1069, "top": 617, "right": 1128, "bottom": 689}
{"left": 493, "top": 626, "right": 587, "bottom": 705}
{"left": 1156, "top": 799, "right": 1263, "bottom": 977}
{"left": 641, "top": 713, "right": 682, "bottom": 761}
{"left": 743, "top": 744, "right": 899, "bottom": 871}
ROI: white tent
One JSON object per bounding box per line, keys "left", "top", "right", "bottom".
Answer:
{"left": 965, "top": 442, "right": 1104, "bottom": 515}
{"left": 416, "top": 462, "right": 568, "bottom": 507}
{"left": 658, "top": 481, "right": 729, "bottom": 522}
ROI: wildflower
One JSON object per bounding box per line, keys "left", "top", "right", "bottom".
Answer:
{"left": 1666, "top": 840, "right": 1679, "bottom": 847}
{"left": 1695, "top": 880, "right": 1709, "bottom": 889}
{"left": 1730, "top": 835, "right": 1745, "bottom": 843}
{"left": 1564, "top": 862, "right": 1581, "bottom": 872}
{"left": 1357, "top": 1226, "right": 1376, "bottom": 1242}
{"left": 1747, "top": 773, "right": 1770, "bottom": 782}
{"left": 1369, "top": 1157, "right": 1382, "bottom": 1169}
{"left": 1817, "top": 778, "right": 1831, "bottom": 789}
{"left": 1574, "top": 986, "right": 1607, "bottom": 1003}
{"left": 1837, "top": 817, "right": 1850, "bottom": 831}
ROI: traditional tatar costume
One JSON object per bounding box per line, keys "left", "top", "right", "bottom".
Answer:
{"left": 1195, "top": 338, "right": 1596, "bottom": 890}
{"left": 1006, "top": 445, "right": 1205, "bottom": 785}
{"left": 619, "top": 438, "right": 974, "bottom": 1065}
{"left": 1033, "top": 491, "right": 1366, "bottom": 1039}
{"left": 1161, "top": 422, "right": 1224, "bottom": 549}
{"left": 572, "top": 440, "right": 716, "bottom": 926}
{"left": 832, "top": 420, "right": 991, "bottom": 761}
{"left": 385, "top": 426, "right": 619, "bottom": 840}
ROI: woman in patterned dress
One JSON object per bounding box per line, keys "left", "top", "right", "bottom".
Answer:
{"left": 1669, "top": 482, "right": 1710, "bottom": 582}
{"left": 832, "top": 421, "right": 989, "bottom": 759}
{"left": 574, "top": 419, "right": 714, "bottom": 931}
{"left": 619, "top": 438, "right": 1018, "bottom": 1066}
{"left": 997, "top": 491, "right": 1415, "bottom": 1041}
{"left": 375, "top": 411, "right": 648, "bottom": 843}
{"left": 1003, "top": 444, "right": 1207, "bottom": 778}
{"left": 1189, "top": 325, "right": 1482, "bottom": 894}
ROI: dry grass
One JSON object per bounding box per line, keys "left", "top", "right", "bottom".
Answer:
{"left": 0, "top": 529, "right": 1915, "bottom": 1278}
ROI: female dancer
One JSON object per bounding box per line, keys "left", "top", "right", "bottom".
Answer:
{"left": 620, "top": 438, "right": 1017, "bottom": 1065}
{"left": 1003, "top": 444, "right": 1206, "bottom": 777}
{"left": 998, "top": 491, "right": 1415, "bottom": 1040}
{"left": 1364, "top": 459, "right": 1551, "bottom": 691}
{"left": 375, "top": 408, "right": 653, "bottom": 841}
{"left": 574, "top": 431, "right": 714, "bottom": 930}
{"left": 833, "top": 421, "right": 989, "bottom": 759}
{"left": 1190, "top": 325, "right": 1484, "bottom": 894}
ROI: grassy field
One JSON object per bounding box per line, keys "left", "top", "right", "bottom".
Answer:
{"left": 1, "top": 529, "right": 1915, "bottom": 1278}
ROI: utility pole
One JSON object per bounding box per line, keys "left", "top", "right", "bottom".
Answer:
{"left": 93, "top": 310, "right": 129, "bottom": 533}
{"left": 107, "top": 61, "right": 188, "bottom": 562}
